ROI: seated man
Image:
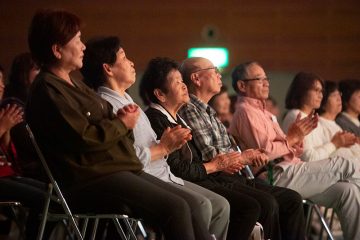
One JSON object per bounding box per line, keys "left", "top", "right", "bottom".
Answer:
{"left": 178, "top": 57, "right": 306, "bottom": 240}
{"left": 229, "top": 61, "right": 360, "bottom": 239}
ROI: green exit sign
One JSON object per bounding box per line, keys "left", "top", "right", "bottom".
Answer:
{"left": 188, "top": 47, "right": 229, "bottom": 68}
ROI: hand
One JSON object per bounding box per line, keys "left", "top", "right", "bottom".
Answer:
{"left": 0, "top": 104, "right": 24, "bottom": 133}
{"left": 159, "top": 125, "right": 192, "bottom": 154}
{"left": 292, "top": 142, "right": 304, "bottom": 157}
{"left": 210, "top": 151, "right": 244, "bottom": 172}
{"left": 222, "top": 162, "right": 245, "bottom": 174}
{"left": 331, "top": 131, "right": 357, "bottom": 148}
{"left": 116, "top": 104, "right": 140, "bottom": 129}
{"left": 287, "top": 112, "right": 318, "bottom": 146}
{"left": 240, "top": 149, "right": 269, "bottom": 167}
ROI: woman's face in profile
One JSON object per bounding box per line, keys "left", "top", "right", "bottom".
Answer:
{"left": 58, "top": 31, "right": 86, "bottom": 71}
{"left": 163, "top": 69, "right": 189, "bottom": 107}
{"left": 303, "top": 80, "right": 323, "bottom": 110}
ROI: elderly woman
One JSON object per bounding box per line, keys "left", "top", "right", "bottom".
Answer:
{"left": 81, "top": 36, "right": 229, "bottom": 240}
{"left": 282, "top": 72, "right": 360, "bottom": 239}
{"left": 26, "top": 9, "right": 209, "bottom": 240}
{"left": 336, "top": 79, "right": 360, "bottom": 137}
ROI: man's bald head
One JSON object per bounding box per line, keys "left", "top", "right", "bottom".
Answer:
{"left": 180, "top": 57, "right": 214, "bottom": 90}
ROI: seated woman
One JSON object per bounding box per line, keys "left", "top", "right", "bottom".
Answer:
{"left": 26, "top": 9, "right": 214, "bottom": 240}
{"left": 336, "top": 79, "right": 360, "bottom": 137}
{"left": 141, "top": 57, "right": 306, "bottom": 240}
{"left": 317, "top": 81, "right": 360, "bottom": 160}
{"left": 0, "top": 103, "right": 47, "bottom": 239}
{"left": 282, "top": 72, "right": 360, "bottom": 239}
{"left": 81, "top": 36, "right": 229, "bottom": 240}
{"left": 208, "top": 86, "right": 233, "bottom": 129}
{"left": 3, "top": 53, "right": 40, "bottom": 180}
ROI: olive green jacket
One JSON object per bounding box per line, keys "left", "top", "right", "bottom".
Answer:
{"left": 26, "top": 71, "right": 143, "bottom": 188}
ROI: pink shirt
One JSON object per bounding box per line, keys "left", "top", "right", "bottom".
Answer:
{"left": 228, "top": 96, "right": 302, "bottom": 170}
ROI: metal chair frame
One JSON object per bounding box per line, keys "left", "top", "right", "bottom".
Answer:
{"left": 303, "top": 199, "right": 335, "bottom": 240}
{"left": 25, "top": 124, "right": 145, "bottom": 240}
{"left": 0, "top": 201, "right": 25, "bottom": 239}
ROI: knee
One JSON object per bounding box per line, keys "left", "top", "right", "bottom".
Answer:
{"left": 338, "top": 182, "right": 360, "bottom": 202}
{"left": 213, "top": 195, "right": 230, "bottom": 218}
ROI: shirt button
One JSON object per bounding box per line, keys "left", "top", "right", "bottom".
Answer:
{"left": 86, "top": 112, "right": 91, "bottom": 117}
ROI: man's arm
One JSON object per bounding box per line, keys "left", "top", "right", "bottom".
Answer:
{"left": 179, "top": 104, "right": 219, "bottom": 161}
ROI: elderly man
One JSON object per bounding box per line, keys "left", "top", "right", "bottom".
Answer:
{"left": 229, "top": 61, "right": 360, "bottom": 239}
{"left": 179, "top": 57, "right": 305, "bottom": 240}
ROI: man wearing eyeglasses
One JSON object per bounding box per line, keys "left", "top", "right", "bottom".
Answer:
{"left": 179, "top": 57, "right": 306, "bottom": 240}
{"left": 229, "top": 61, "right": 360, "bottom": 239}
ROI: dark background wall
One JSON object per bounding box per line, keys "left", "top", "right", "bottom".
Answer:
{"left": 1, "top": 0, "right": 360, "bottom": 114}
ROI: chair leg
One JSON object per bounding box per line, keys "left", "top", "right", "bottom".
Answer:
{"left": 37, "top": 183, "right": 53, "bottom": 240}
{"left": 312, "top": 205, "right": 334, "bottom": 240}
{"left": 112, "top": 218, "right": 129, "bottom": 240}
{"left": 90, "top": 218, "right": 99, "bottom": 240}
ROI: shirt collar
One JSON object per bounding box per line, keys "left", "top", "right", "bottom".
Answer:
{"left": 150, "top": 103, "right": 192, "bottom": 130}
{"left": 97, "top": 86, "right": 132, "bottom": 104}
{"left": 238, "top": 96, "right": 266, "bottom": 111}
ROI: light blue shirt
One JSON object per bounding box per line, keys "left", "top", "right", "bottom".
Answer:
{"left": 98, "top": 86, "right": 183, "bottom": 185}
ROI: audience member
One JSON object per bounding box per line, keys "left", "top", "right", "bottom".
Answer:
{"left": 81, "top": 36, "right": 226, "bottom": 240}
{"left": 208, "top": 86, "right": 233, "bottom": 129}
{"left": 229, "top": 63, "right": 360, "bottom": 239}
{"left": 2, "top": 53, "right": 41, "bottom": 180}
{"left": 178, "top": 57, "right": 306, "bottom": 240}
{"left": 336, "top": 79, "right": 360, "bottom": 137}
{"left": 26, "top": 9, "right": 209, "bottom": 240}
{"left": 4, "top": 52, "right": 39, "bottom": 103}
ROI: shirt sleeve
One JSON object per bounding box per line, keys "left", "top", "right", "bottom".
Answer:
{"left": 179, "top": 105, "right": 218, "bottom": 161}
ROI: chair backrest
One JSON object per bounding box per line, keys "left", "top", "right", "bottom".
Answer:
{"left": 25, "top": 124, "right": 83, "bottom": 240}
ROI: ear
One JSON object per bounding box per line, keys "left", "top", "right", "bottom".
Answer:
{"left": 237, "top": 80, "right": 247, "bottom": 94}
{"left": 190, "top": 73, "right": 201, "bottom": 87}
{"left": 154, "top": 88, "right": 166, "bottom": 103}
{"left": 102, "top": 63, "right": 113, "bottom": 77}
{"left": 51, "top": 44, "right": 62, "bottom": 60}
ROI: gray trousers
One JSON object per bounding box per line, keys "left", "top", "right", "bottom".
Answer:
{"left": 171, "top": 180, "right": 230, "bottom": 240}
{"left": 273, "top": 156, "right": 360, "bottom": 239}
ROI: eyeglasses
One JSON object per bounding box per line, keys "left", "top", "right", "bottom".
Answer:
{"left": 241, "top": 77, "right": 270, "bottom": 83}
{"left": 192, "top": 66, "right": 220, "bottom": 74}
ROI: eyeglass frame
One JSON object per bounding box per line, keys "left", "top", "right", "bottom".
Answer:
{"left": 240, "top": 77, "right": 270, "bottom": 83}
{"left": 191, "top": 66, "right": 220, "bottom": 74}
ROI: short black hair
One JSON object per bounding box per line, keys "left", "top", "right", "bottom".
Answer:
{"left": 28, "top": 9, "right": 81, "bottom": 67}
{"left": 338, "top": 79, "right": 360, "bottom": 111}
{"left": 139, "top": 57, "right": 179, "bottom": 105}
{"left": 318, "top": 81, "right": 339, "bottom": 115}
{"left": 81, "top": 36, "right": 121, "bottom": 90}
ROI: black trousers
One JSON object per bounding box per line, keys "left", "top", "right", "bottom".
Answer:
{"left": 199, "top": 173, "right": 305, "bottom": 240}
{"left": 0, "top": 176, "right": 47, "bottom": 239}
{"left": 66, "top": 171, "right": 212, "bottom": 240}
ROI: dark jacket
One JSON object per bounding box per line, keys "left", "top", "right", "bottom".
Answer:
{"left": 145, "top": 106, "right": 246, "bottom": 189}
{"left": 26, "top": 71, "right": 142, "bottom": 188}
